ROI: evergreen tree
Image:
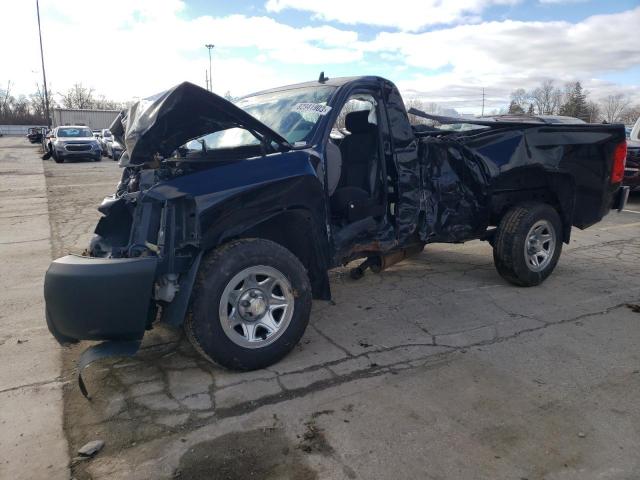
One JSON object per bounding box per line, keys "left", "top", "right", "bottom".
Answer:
{"left": 572, "top": 82, "right": 588, "bottom": 121}
{"left": 559, "top": 82, "right": 589, "bottom": 120}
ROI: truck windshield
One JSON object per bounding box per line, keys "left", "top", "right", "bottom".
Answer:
{"left": 58, "top": 127, "right": 93, "bottom": 137}
{"left": 187, "top": 86, "right": 336, "bottom": 151}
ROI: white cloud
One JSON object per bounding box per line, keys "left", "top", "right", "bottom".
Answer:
{"left": 1, "top": 0, "right": 638, "bottom": 113}
{"left": 366, "top": 7, "right": 640, "bottom": 112}
{"left": 0, "top": 1, "right": 361, "bottom": 101}
{"left": 266, "top": 0, "right": 520, "bottom": 31}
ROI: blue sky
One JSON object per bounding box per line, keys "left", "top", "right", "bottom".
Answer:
{"left": 5, "top": 0, "right": 640, "bottom": 113}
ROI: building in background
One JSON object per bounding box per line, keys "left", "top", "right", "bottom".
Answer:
{"left": 52, "top": 108, "right": 120, "bottom": 130}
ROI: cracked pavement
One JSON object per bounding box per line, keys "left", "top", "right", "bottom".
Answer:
{"left": 5, "top": 138, "right": 640, "bottom": 479}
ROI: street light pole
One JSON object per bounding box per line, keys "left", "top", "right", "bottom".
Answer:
{"left": 205, "top": 44, "right": 214, "bottom": 92}
{"left": 36, "top": 0, "right": 51, "bottom": 128}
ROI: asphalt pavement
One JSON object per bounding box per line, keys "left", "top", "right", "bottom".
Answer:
{"left": 2, "top": 136, "right": 640, "bottom": 479}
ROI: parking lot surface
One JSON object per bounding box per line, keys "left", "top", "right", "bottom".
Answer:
{"left": 4, "top": 137, "right": 640, "bottom": 479}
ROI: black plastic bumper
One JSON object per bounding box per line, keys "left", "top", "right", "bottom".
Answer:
{"left": 612, "top": 186, "right": 630, "bottom": 212}
{"left": 44, "top": 255, "right": 157, "bottom": 344}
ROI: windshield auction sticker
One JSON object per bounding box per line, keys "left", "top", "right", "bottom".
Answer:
{"left": 292, "top": 103, "right": 332, "bottom": 115}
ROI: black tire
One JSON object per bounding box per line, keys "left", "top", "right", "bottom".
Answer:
{"left": 493, "top": 203, "right": 563, "bottom": 287}
{"left": 185, "top": 238, "right": 312, "bottom": 370}
{"left": 53, "top": 153, "right": 63, "bottom": 164}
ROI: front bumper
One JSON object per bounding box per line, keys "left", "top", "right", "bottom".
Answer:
{"left": 44, "top": 255, "right": 157, "bottom": 344}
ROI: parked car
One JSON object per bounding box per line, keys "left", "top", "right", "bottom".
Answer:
{"left": 26, "top": 127, "right": 45, "bottom": 144}
{"left": 43, "top": 127, "right": 56, "bottom": 156}
{"left": 97, "top": 128, "right": 114, "bottom": 155}
{"left": 106, "top": 139, "right": 124, "bottom": 161}
{"left": 624, "top": 138, "right": 640, "bottom": 191}
{"left": 49, "top": 126, "right": 102, "bottom": 163}
{"left": 43, "top": 76, "right": 628, "bottom": 393}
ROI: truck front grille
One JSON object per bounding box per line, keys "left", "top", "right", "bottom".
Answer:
{"left": 65, "top": 144, "right": 92, "bottom": 152}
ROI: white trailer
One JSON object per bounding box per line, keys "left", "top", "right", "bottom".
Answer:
{"left": 52, "top": 108, "right": 120, "bottom": 130}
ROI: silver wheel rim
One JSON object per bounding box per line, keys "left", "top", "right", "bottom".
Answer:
{"left": 524, "top": 219, "right": 556, "bottom": 272}
{"left": 219, "top": 265, "right": 294, "bottom": 349}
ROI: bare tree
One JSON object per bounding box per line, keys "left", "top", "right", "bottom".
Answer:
{"left": 1, "top": 80, "right": 11, "bottom": 116}
{"left": 585, "top": 101, "right": 601, "bottom": 123}
{"left": 509, "top": 88, "right": 529, "bottom": 111}
{"left": 530, "top": 80, "right": 562, "bottom": 115}
{"left": 601, "top": 94, "right": 628, "bottom": 123}
{"left": 30, "top": 83, "right": 55, "bottom": 122}
{"left": 619, "top": 105, "right": 640, "bottom": 125}
{"left": 60, "top": 83, "right": 95, "bottom": 109}
{"left": 93, "top": 95, "right": 126, "bottom": 110}
{"left": 404, "top": 98, "right": 444, "bottom": 125}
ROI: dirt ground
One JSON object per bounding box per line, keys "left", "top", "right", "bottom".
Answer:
{"left": 11, "top": 138, "right": 640, "bottom": 478}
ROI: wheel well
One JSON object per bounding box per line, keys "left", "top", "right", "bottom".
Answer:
{"left": 225, "top": 209, "right": 331, "bottom": 300}
{"left": 490, "top": 172, "right": 575, "bottom": 243}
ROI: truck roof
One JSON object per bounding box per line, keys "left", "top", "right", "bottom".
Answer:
{"left": 246, "top": 75, "right": 385, "bottom": 97}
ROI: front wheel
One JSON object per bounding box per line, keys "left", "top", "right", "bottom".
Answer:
{"left": 493, "top": 203, "right": 563, "bottom": 287}
{"left": 185, "top": 238, "right": 312, "bottom": 370}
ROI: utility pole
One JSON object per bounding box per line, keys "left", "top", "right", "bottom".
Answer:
{"left": 205, "top": 44, "right": 214, "bottom": 92}
{"left": 481, "top": 88, "right": 485, "bottom": 117}
{"left": 36, "top": 0, "right": 51, "bottom": 127}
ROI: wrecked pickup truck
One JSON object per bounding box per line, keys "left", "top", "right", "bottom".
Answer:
{"left": 44, "top": 75, "right": 629, "bottom": 380}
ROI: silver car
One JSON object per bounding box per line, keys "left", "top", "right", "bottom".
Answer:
{"left": 51, "top": 126, "right": 102, "bottom": 163}
{"left": 97, "top": 129, "right": 114, "bottom": 156}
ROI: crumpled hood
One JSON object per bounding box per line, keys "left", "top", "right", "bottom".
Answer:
{"left": 110, "top": 82, "right": 290, "bottom": 165}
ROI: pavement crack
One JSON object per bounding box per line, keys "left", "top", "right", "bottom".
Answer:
{"left": 0, "top": 377, "right": 66, "bottom": 394}
{"left": 435, "top": 302, "right": 629, "bottom": 349}
{"left": 0, "top": 236, "right": 50, "bottom": 245}
{"left": 310, "top": 323, "right": 353, "bottom": 357}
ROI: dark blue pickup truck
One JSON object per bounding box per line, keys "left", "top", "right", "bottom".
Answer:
{"left": 43, "top": 75, "right": 629, "bottom": 390}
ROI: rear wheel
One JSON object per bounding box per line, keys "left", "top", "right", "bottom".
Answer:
{"left": 185, "top": 238, "right": 312, "bottom": 370}
{"left": 493, "top": 203, "right": 563, "bottom": 286}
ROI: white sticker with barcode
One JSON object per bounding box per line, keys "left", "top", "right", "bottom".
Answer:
{"left": 292, "top": 103, "right": 332, "bottom": 115}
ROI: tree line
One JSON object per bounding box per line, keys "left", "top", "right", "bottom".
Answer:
{"left": 0, "top": 81, "right": 128, "bottom": 125}
{"left": 507, "top": 80, "right": 639, "bottom": 124}
{"left": 2, "top": 79, "right": 638, "bottom": 126}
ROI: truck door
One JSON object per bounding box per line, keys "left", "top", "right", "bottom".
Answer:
{"left": 325, "top": 88, "right": 397, "bottom": 260}
{"left": 381, "top": 82, "right": 421, "bottom": 245}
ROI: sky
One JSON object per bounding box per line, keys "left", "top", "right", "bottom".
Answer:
{"left": 2, "top": 0, "right": 639, "bottom": 114}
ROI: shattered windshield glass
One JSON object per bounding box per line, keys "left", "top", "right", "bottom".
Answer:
{"left": 187, "top": 86, "right": 336, "bottom": 151}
